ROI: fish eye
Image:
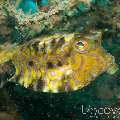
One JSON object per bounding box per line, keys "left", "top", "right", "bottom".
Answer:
{"left": 76, "top": 41, "right": 85, "bottom": 47}
{"left": 76, "top": 40, "right": 88, "bottom": 48}
{"left": 75, "top": 40, "right": 88, "bottom": 52}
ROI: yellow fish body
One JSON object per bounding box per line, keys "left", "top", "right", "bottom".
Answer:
{"left": 0, "top": 31, "right": 118, "bottom": 93}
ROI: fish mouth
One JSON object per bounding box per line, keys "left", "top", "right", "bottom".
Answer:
{"left": 106, "top": 54, "right": 119, "bottom": 75}
{"left": 107, "top": 63, "right": 119, "bottom": 75}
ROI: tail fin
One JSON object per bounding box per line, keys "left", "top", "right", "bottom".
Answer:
{"left": 0, "top": 43, "right": 17, "bottom": 64}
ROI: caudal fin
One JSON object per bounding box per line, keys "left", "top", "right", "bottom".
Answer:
{"left": 0, "top": 43, "right": 17, "bottom": 64}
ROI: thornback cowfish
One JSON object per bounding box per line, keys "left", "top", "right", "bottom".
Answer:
{"left": 0, "top": 31, "right": 118, "bottom": 93}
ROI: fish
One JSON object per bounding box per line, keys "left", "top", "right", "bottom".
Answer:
{"left": 17, "top": 0, "right": 38, "bottom": 14}
{"left": 0, "top": 31, "right": 118, "bottom": 93}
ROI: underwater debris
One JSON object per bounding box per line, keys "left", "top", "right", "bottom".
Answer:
{"left": 0, "top": 0, "right": 93, "bottom": 42}
{"left": 0, "top": 31, "right": 118, "bottom": 93}
{"left": 1, "top": 0, "right": 118, "bottom": 44}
